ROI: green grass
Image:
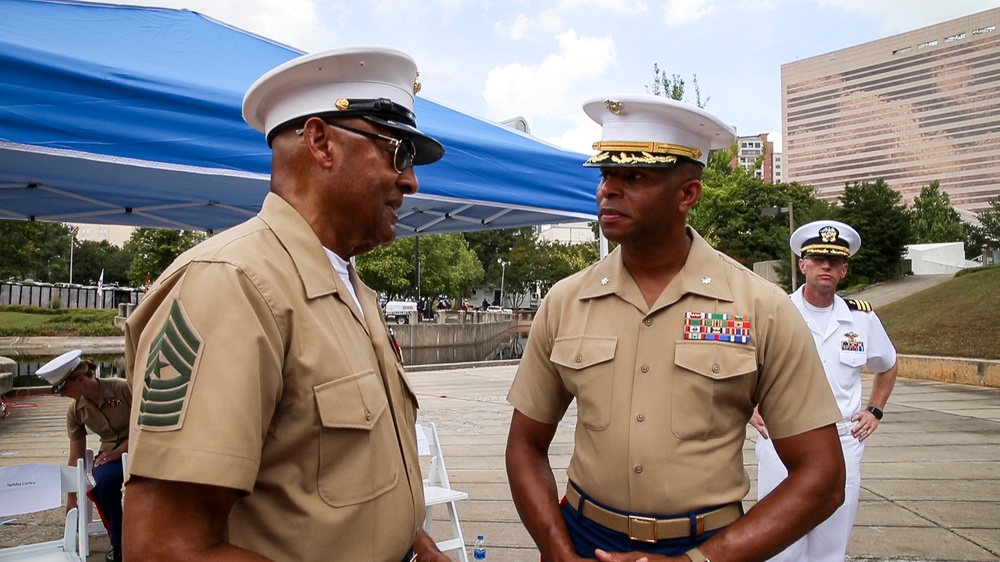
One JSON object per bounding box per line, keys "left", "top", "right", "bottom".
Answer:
{"left": 0, "top": 305, "right": 121, "bottom": 337}
{"left": 879, "top": 266, "right": 1000, "bottom": 360}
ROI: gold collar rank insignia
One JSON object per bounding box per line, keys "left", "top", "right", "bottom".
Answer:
{"left": 137, "top": 300, "right": 203, "bottom": 431}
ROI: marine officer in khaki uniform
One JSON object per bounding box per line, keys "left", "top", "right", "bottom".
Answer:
{"left": 506, "top": 95, "right": 846, "bottom": 562}
{"left": 38, "top": 349, "right": 131, "bottom": 562}
{"left": 752, "top": 220, "right": 898, "bottom": 562}
{"left": 123, "top": 47, "right": 451, "bottom": 562}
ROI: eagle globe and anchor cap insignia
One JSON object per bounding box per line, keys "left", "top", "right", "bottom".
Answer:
{"left": 137, "top": 300, "right": 203, "bottom": 431}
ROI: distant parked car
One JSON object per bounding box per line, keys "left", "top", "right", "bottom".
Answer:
{"left": 384, "top": 300, "right": 417, "bottom": 324}
{"left": 486, "top": 305, "right": 512, "bottom": 314}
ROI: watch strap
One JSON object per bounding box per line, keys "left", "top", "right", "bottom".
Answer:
{"left": 866, "top": 405, "right": 884, "bottom": 420}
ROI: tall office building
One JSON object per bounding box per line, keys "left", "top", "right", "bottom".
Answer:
{"left": 782, "top": 9, "right": 1000, "bottom": 213}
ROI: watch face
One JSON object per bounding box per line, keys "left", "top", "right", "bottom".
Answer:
{"left": 867, "top": 406, "right": 883, "bottom": 420}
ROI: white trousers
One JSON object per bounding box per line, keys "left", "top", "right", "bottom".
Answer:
{"left": 755, "top": 422, "right": 864, "bottom": 562}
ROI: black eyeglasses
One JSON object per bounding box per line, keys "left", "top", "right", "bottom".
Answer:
{"left": 52, "top": 376, "right": 76, "bottom": 394}
{"left": 297, "top": 120, "right": 416, "bottom": 174}
{"left": 805, "top": 255, "right": 847, "bottom": 267}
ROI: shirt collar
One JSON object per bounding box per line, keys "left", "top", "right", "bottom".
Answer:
{"left": 578, "top": 227, "right": 734, "bottom": 311}
{"left": 257, "top": 193, "right": 339, "bottom": 300}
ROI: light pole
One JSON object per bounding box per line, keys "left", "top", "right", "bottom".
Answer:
{"left": 762, "top": 203, "right": 797, "bottom": 291}
{"left": 68, "top": 229, "right": 76, "bottom": 285}
{"left": 498, "top": 258, "right": 508, "bottom": 309}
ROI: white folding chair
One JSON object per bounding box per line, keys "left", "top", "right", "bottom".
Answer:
{"left": 0, "top": 459, "right": 89, "bottom": 561}
{"left": 81, "top": 449, "right": 105, "bottom": 551}
{"left": 417, "top": 422, "right": 470, "bottom": 562}
{"left": 120, "top": 452, "right": 128, "bottom": 509}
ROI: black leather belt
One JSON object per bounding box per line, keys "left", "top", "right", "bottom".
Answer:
{"left": 565, "top": 483, "right": 742, "bottom": 543}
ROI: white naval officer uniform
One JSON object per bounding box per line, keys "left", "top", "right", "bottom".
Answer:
{"left": 755, "top": 288, "right": 896, "bottom": 562}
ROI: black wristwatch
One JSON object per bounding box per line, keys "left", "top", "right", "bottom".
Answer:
{"left": 866, "top": 405, "right": 884, "bottom": 420}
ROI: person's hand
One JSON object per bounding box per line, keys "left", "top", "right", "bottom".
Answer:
{"left": 94, "top": 449, "right": 122, "bottom": 467}
{"left": 749, "top": 407, "right": 769, "bottom": 439}
{"left": 850, "top": 409, "right": 880, "bottom": 442}
{"left": 594, "top": 549, "right": 681, "bottom": 561}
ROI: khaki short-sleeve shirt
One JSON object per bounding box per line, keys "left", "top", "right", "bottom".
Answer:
{"left": 125, "top": 193, "right": 424, "bottom": 562}
{"left": 67, "top": 377, "right": 132, "bottom": 452}
{"left": 508, "top": 228, "right": 840, "bottom": 514}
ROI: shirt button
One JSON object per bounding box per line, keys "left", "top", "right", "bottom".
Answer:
{"left": 365, "top": 408, "right": 372, "bottom": 421}
{"left": 575, "top": 354, "right": 583, "bottom": 363}
{"left": 636, "top": 414, "right": 645, "bottom": 422}
{"left": 640, "top": 365, "right": 649, "bottom": 373}
{"left": 634, "top": 464, "right": 643, "bottom": 474}
{"left": 711, "top": 364, "right": 721, "bottom": 374}
{"left": 644, "top": 318, "right": 653, "bottom": 326}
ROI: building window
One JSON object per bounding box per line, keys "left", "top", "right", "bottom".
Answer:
{"left": 972, "top": 25, "right": 996, "bottom": 35}
{"left": 917, "top": 40, "right": 939, "bottom": 48}
{"left": 944, "top": 33, "right": 966, "bottom": 43}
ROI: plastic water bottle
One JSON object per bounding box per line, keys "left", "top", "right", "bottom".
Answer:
{"left": 473, "top": 534, "right": 486, "bottom": 560}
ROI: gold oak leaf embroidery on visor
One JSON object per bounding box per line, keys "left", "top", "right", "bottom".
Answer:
{"left": 137, "top": 300, "right": 203, "bottom": 431}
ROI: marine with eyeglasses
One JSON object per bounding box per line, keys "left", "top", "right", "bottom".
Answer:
{"left": 122, "top": 47, "right": 451, "bottom": 562}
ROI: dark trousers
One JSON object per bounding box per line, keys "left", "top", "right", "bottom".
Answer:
{"left": 559, "top": 495, "right": 723, "bottom": 558}
{"left": 88, "top": 457, "right": 124, "bottom": 553}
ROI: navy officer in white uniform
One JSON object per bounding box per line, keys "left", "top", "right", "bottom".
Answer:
{"left": 752, "top": 219, "right": 898, "bottom": 562}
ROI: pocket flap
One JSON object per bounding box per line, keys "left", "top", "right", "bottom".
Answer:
{"left": 314, "top": 370, "right": 388, "bottom": 430}
{"left": 675, "top": 341, "right": 756, "bottom": 380}
{"left": 550, "top": 336, "right": 617, "bottom": 370}
{"left": 840, "top": 351, "right": 866, "bottom": 368}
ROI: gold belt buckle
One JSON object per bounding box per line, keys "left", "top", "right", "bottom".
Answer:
{"left": 628, "top": 515, "right": 658, "bottom": 543}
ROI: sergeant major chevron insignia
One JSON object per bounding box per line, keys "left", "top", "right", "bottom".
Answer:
{"left": 137, "top": 300, "right": 203, "bottom": 431}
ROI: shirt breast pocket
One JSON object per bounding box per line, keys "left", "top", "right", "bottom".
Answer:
{"left": 672, "top": 342, "right": 757, "bottom": 440}
{"left": 839, "top": 351, "right": 867, "bottom": 368}
{"left": 314, "top": 369, "right": 398, "bottom": 507}
{"left": 550, "top": 336, "right": 617, "bottom": 431}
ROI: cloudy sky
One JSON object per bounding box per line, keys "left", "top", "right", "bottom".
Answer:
{"left": 105, "top": 0, "right": 996, "bottom": 153}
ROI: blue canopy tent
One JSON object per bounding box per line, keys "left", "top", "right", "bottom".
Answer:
{"left": 0, "top": 0, "right": 598, "bottom": 235}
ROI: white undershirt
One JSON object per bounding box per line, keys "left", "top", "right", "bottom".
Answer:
{"left": 323, "top": 248, "right": 364, "bottom": 320}
{"left": 802, "top": 299, "right": 833, "bottom": 333}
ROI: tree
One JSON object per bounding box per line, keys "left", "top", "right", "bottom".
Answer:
{"left": 837, "top": 179, "right": 912, "bottom": 286}
{"left": 646, "top": 64, "right": 709, "bottom": 108}
{"left": 968, "top": 196, "right": 1000, "bottom": 256}
{"left": 356, "top": 233, "right": 484, "bottom": 301}
{"left": 911, "top": 181, "right": 964, "bottom": 244}
{"left": 72, "top": 239, "right": 129, "bottom": 286}
{"left": 0, "top": 220, "right": 74, "bottom": 282}
{"left": 463, "top": 228, "right": 536, "bottom": 287}
{"left": 689, "top": 168, "right": 830, "bottom": 265}
{"left": 123, "top": 227, "right": 206, "bottom": 287}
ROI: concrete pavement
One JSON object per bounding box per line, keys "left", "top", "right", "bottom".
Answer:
{"left": 3, "top": 363, "right": 998, "bottom": 561}
{"left": 843, "top": 274, "right": 955, "bottom": 309}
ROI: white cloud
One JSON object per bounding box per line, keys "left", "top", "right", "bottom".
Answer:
{"left": 482, "top": 29, "right": 616, "bottom": 124}
{"left": 664, "top": 0, "right": 717, "bottom": 27}
{"left": 544, "top": 121, "right": 603, "bottom": 154}
{"left": 555, "top": 0, "right": 648, "bottom": 13}
{"left": 495, "top": 13, "right": 535, "bottom": 40}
